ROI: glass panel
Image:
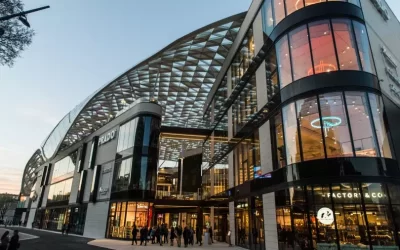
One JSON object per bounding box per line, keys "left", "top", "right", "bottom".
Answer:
{"left": 304, "top": 0, "right": 326, "bottom": 8}
{"left": 353, "top": 21, "right": 376, "bottom": 74}
{"left": 332, "top": 19, "right": 361, "bottom": 70}
{"left": 286, "top": 0, "right": 304, "bottom": 16}
{"left": 282, "top": 103, "right": 301, "bottom": 164}
{"left": 332, "top": 19, "right": 360, "bottom": 71}
{"left": 319, "top": 92, "right": 353, "bottom": 157}
{"left": 348, "top": 0, "right": 361, "bottom": 6}
{"left": 345, "top": 92, "right": 378, "bottom": 157}
{"left": 117, "top": 123, "right": 126, "bottom": 152}
{"left": 369, "top": 94, "right": 393, "bottom": 158}
{"left": 364, "top": 204, "right": 396, "bottom": 246}
{"left": 334, "top": 204, "right": 368, "bottom": 245}
{"left": 262, "top": 0, "right": 274, "bottom": 36}
{"left": 274, "top": 113, "right": 286, "bottom": 168}
{"left": 309, "top": 20, "right": 338, "bottom": 75}
{"left": 362, "top": 183, "right": 389, "bottom": 204}
{"left": 276, "top": 35, "right": 292, "bottom": 89}
{"left": 296, "top": 97, "right": 325, "bottom": 161}
{"left": 273, "top": 0, "right": 285, "bottom": 25}
{"left": 289, "top": 25, "right": 313, "bottom": 81}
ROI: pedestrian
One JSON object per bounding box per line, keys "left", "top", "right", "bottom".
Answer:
{"left": 0, "top": 231, "right": 9, "bottom": 250}
{"left": 177, "top": 225, "right": 183, "bottom": 247}
{"left": 8, "top": 230, "right": 19, "bottom": 250}
{"left": 227, "top": 229, "right": 232, "bottom": 247}
{"left": 183, "top": 226, "right": 190, "bottom": 247}
{"left": 156, "top": 225, "right": 162, "bottom": 246}
{"left": 151, "top": 226, "right": 156, "bottom": 244}
{"left": 170, "top": 226, "right": 175, "bottom": 246}
{"left": 162, "top": 224, "right": 168, "bottom": 244}
{"left": 209, "top": 227, "right": 213, "bottom": 244}
{"left": 66, "top": 223, "right": 70, "bottom": 235}
{"left": 196, "top": 226, "right": 202, "bottom": 246}
{"left": 189, "top": 227, "right": 194, "bottom": 245}
{"left": 61, "top": 224, "right": 66, "bottom": 235}
{"left": 131, "top": 224, "right": 138, "bottom": 245}
{"left": 140, "top": 226, "right": 148, "bottom": 246}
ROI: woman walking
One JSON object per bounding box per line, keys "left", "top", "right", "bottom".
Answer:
{"left": 7, "top": 230, "right": 19, "bottom": 250}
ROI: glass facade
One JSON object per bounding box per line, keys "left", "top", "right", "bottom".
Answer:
{"left": 107, "top": 202, "right": 153, "bottom": 239}
{"left": 275, "top": 19, "right": 374, "bottom": 89}
{"left": 272, "top": 92, "right": 393, "bottom": 169}
{"left": 113, "top": 115, "right": 160, "bottom": 194}
{"left": 261, "top": 0, "right": 361, "bottom": 37}
{"left": 276, "top": 183, "right": 400, "bottom": 250}
{"left": 52, "top": 150, "right": 78, "bottom": 181}
{"left": 42, "top": 205, "right": 87, "bottom": 235}
{"left": 47, "top": 178, "right": 73, "bottom": 203}
{"left": 231, "top": 28, "right": 255, "bottom": 89}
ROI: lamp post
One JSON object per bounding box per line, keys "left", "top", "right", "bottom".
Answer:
{"left": 0, "top": 5, "right": 49, "bottom": 35}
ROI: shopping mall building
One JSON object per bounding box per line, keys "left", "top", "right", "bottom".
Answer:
{"left": 17, "top": 0, "right": 400, "bottom": 249}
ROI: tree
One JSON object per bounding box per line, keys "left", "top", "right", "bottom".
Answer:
{"left": 0, "top": 193, "right": 18, "bottom": 221}
{"left": 0, "top": 0, "right": 34, "bottom": 67}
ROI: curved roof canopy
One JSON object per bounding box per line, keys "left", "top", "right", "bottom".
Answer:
{"left": 20, "top": 13, "right": 245, "bottom": 195}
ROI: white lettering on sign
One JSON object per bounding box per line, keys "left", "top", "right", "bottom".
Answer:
{"left": 381, "top": 46, "right": 397, "bottom": 68}
{"left": 99, "top": 187, "right": 109, "bottom": 195}
{"left": 137, "top": 204, "right": 148, "bottom": 209}
{"left": 386, "top": 68, "right": 400, "bottom": 86}
{"left": 98, "top": 130, "right": 117, "bottom": 146}
{"left": 322, "top": 192, "right": 384, "bottom": 199}
{"left": 370, "top": 0, "right": 390, "bottom": 21}
{"left": 389, "top": 84, "right": 400, "bottom": 100}
{"left": 102, "top": 167, "right": 112, "bottom": 174}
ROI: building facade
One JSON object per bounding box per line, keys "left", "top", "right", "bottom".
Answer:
{"left": 19, "top": 0, "right": 400, "bottom": 249}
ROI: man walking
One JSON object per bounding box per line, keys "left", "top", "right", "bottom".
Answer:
{"left": 177, "top": 225, "right": 183, "bottom": 247}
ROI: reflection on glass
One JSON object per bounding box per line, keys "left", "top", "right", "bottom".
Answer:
{"left": 319, "top": 92, "right": 353, "bottom": 158}
{"left": 345, "top": 92, "right": 378, "bottom": 157}
{"left": 273, "top": 0, "right": 285, "bottom": 25}
{"left": 309, "top": 20, "right": 338, "bottom": 75}
{"left": 368, "top": 94, "right": 393, "bottom": 158}
{"left": 262, "top": 0, "right": 274, "bottom": 36}
{"left": 286, "top": 0, "right": 304, "bottom": 16}
{"left": 282, "top": 103, "right": 301, "bottom": 164}
{"left": 276, "top": 35, "right": 292, "bottom": 89}
{"left": 274, "top": 113, "right": 286, "bottom": 168}
{"left": 47, "top": 178, "right": 73, "bottom": 202}
{"left": 289, "top": 25, "right": 313, "bottom": 80}
{"left": 332, "top": 19, "right": 360, "bottom": 71}
{"left": 364, "top": 204, "right": 396, "bottom": 246}
{"left": 296, "top": 97, "right": 325, "bottom": 161}
{"left": 335, "top": 204, "right": 368, "bottom": 245}
{"left": 353, "top": 21, "right": 375, "bottom": 74}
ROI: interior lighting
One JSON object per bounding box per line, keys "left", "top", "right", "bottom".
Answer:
{"left": 308, "top": 61, "right": 337, "bottom": 75}
{"left": 311, "top": 116, "right": 342, "bottom": 129}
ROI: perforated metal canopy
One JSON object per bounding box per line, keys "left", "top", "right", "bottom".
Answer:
{"left": 20, "top": 13, "right": 245, "bottom": 195}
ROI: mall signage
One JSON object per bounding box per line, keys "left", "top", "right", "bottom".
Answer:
{"left": 370, "top": 0, "right": 390, "bottom": 21}
{"left": 389, "top": 84, "right": 400, "bottom": 100}
{"left": 381, "top": 46, "right": 397, "bottom": 68}
{"left": 322, "top": 192, "right": 384, "bottom": 199}
{"left": 99, "top": 187, "right": 109, "bottom": 195}
{"left": 98, "top": 129, "right": 117, "bottom": 146}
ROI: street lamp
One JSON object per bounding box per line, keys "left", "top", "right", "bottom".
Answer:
{"left": 0, "top": 5, "right": 49, "bottom": 36}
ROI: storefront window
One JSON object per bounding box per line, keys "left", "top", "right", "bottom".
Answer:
{"left": 235, "top": 199, "right": 250, "bottom": 248}
{"left": 309, "top": 20, "right": 338, "bottom": 75}
{"left": 319, "top": 92, "right": 353, "bottom": 158}
{"left": 112, "top": 157, "right": 132, "bottom": 192}
{"left": 282, "top": 103, "right": 301, "bottom": 164}
{"left": 353, "top": 21, "right": 376, "bottom": 74}
{"left": 289, "top": 25, "right": 312, "bottom": 80}
{"left": 107, "top": 202, "right": 151, "bottom": 239}
{"left": 369, "top": 93, "right": 393, "bottom": 159}
{"left": 332, "top": 19, "right": 360, "bottom": 71}
{"left": 276, "top": 35, "right": 292, "bottom": 88}
{"left": 296, "top": 97, "right": 325, "bottom": 161}
{"left": 273, "top": 0, "right": 285, "bottom": 25}
{"left": 365, "top": 204, "right": 396, "bottom": 246}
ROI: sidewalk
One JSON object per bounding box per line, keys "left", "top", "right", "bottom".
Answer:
{"left": 88, "top": 239, "right": 242, "bottom": 250}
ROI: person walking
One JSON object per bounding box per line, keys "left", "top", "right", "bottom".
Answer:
{"left": 61, "top": 224, "right": 66, "bottom": 235}
{"left": 183, "top": 226, "right": 190, "bottom": 247}
{"left": 131, "top": 224, "right": 138, "bottom": 245}
{"left": 140, "top": 227, "right": 148, "bottom": 246}
{"left": 0, "top": 231, "right": 9, "bottom": 250}
{"left": 189, "top": 227, "right": 194, "bottom": 246}
{"left": 162, "top": 224, "right": 168, "bottom": 244}
{"left": 227, "top": 230, "right": 233, "bottom": 247}
{"left": 8, "top": 230, "right": 19, "bottom": 250}
{"left": 170, "top": 226, "right": 176, "bottom": 246}
{"left": 208, "top": 227, "right": 214, "bottom": 244}
{"left": 177, "top": 225, "right": 183, "bottom": 247}
{"left": 66, "top": 223, "right": 70, "bottom": 235}
{"left": 196, "top": 226, "right": 202, "bottom": 246}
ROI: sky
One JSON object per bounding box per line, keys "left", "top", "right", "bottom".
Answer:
{"left": 0, "top": 0, "right": 251, "bottom": 194}
{"left": 0, "top": 0, "right": 399, "bottom": 195}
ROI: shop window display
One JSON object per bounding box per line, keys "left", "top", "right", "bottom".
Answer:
{"left": 277, "top": 183, "right": 400, "bottom": 250}
{"left": 107, "top": 201, "right": 152, "bottom": 239}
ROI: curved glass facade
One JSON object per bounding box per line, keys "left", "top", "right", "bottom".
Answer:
{"left": 272, "top": 92, "right": 393, "bottom": 168}
{"left": 275, "top": 18, "right": 375, "bottom": 89}
{"left": 112, "top": 115, "right": 161, "bottom": 194}
{"left": 261, "top": 0, "right": 361, "bottom": 36}
{"left": 276, "top": 183, "right": 400, "bottom": 250}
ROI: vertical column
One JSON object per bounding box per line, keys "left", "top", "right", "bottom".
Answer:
{"left": 254, "top": 9, "right": 278, "bottom": 250}
{"left": 229, "top": 202, "right": 236, "bottom": 245}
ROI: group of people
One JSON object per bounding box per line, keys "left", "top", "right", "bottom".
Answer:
{"left": 131, "top": 224, "right": 206, "bottom": 247}
{"left": 0, "top": 230, "right": 20, "bottom": 250}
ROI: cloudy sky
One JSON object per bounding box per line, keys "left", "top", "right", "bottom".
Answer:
{"left": 0, "top": 0, "right": 399, "bottom": 194}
